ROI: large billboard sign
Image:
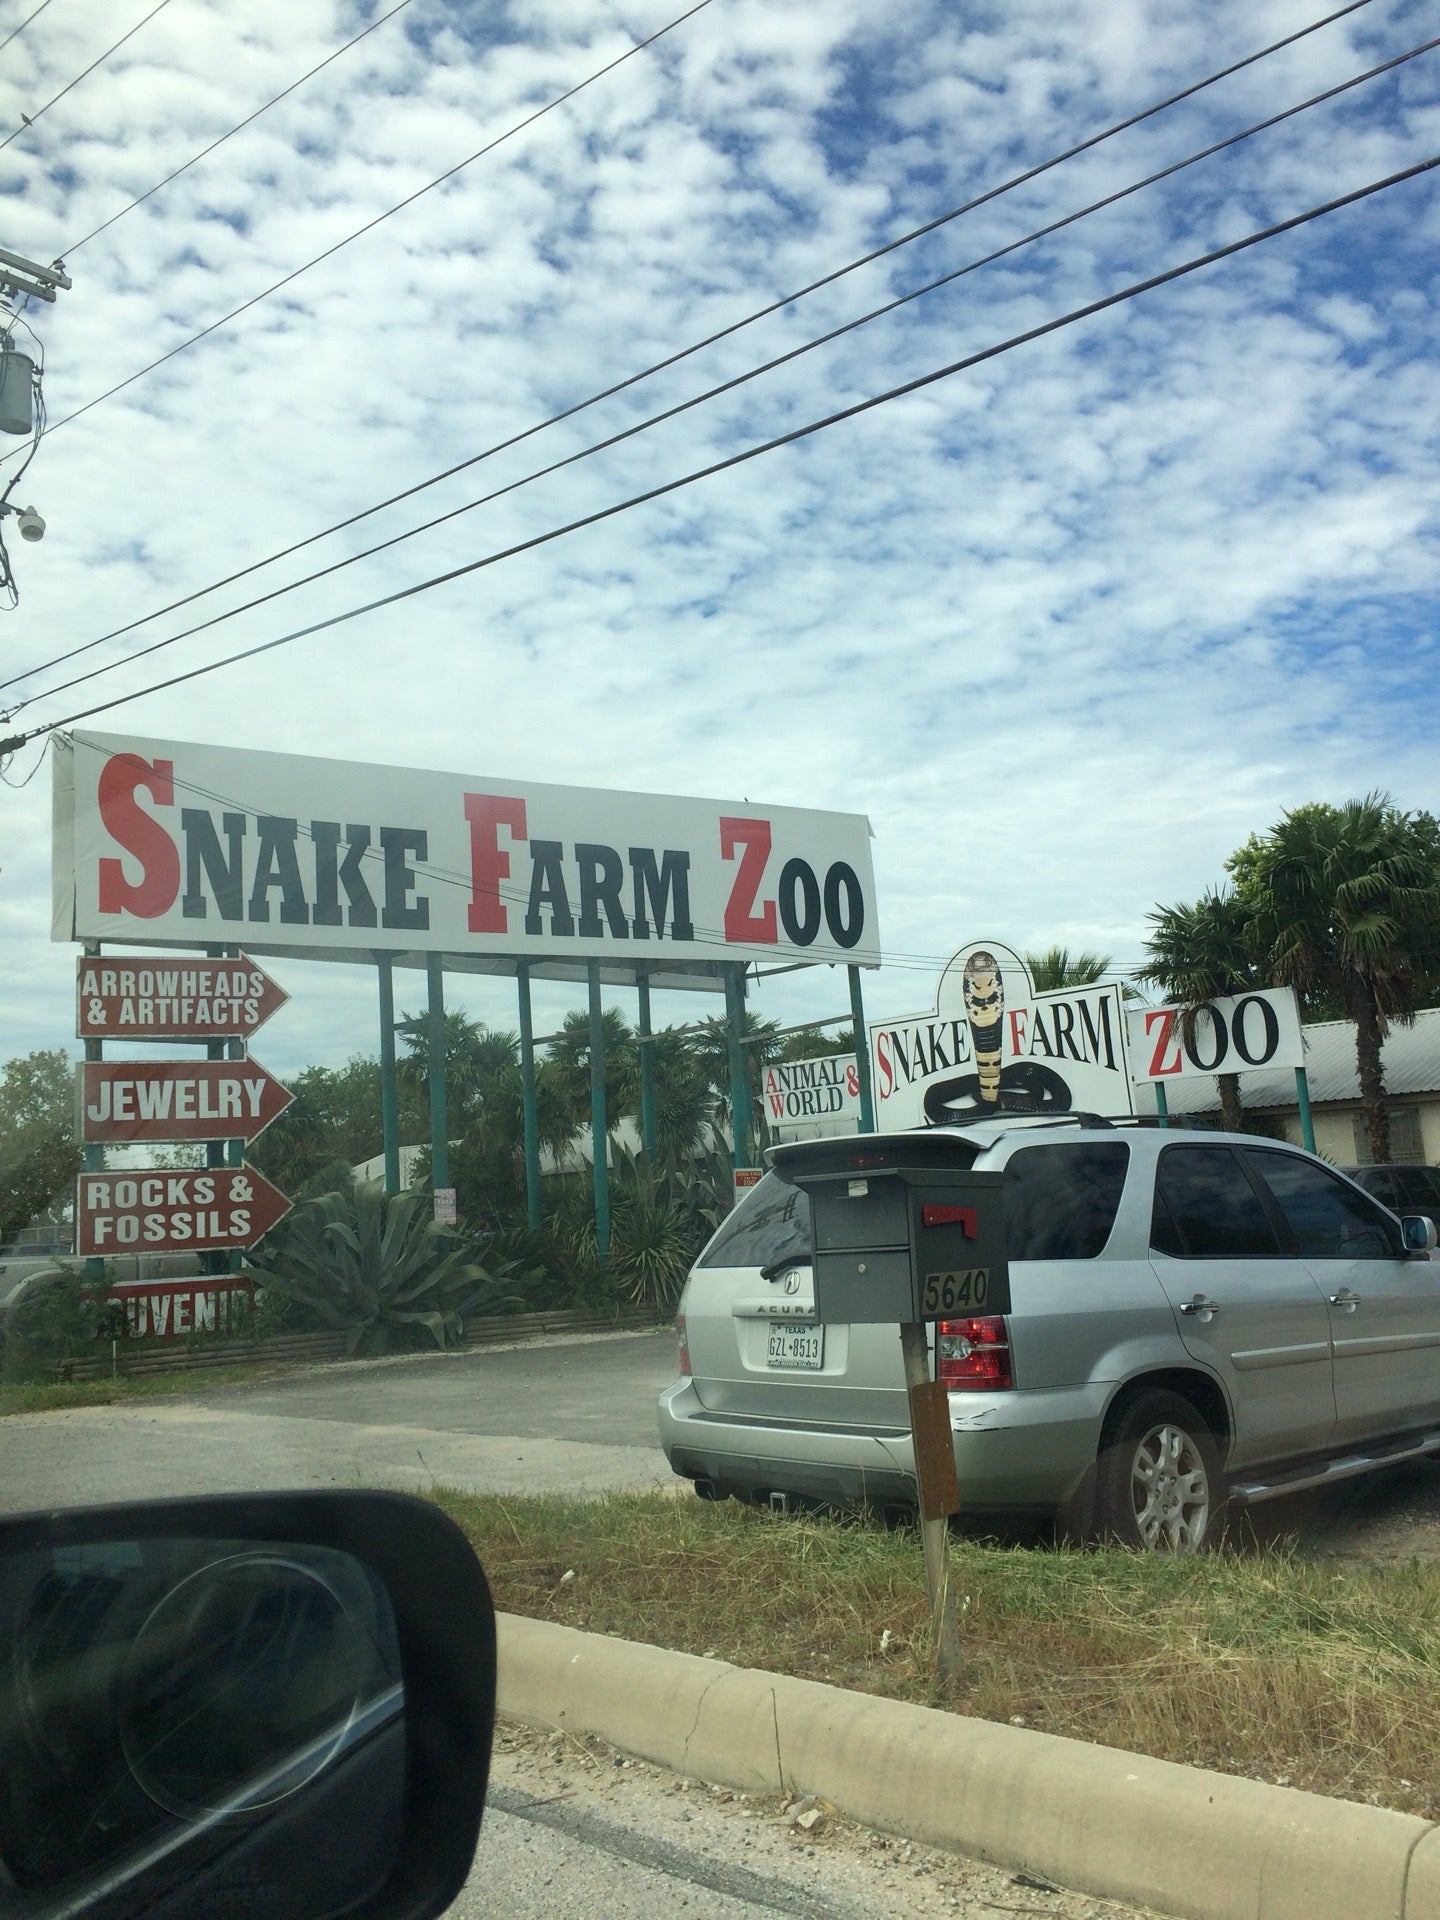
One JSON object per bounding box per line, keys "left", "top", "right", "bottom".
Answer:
{"left": 53, "top": 732, "right": 880, "bottom": 972}
{"left": 1127, "top": 987, "right": 1304, "bottom": 1084}
{"left": 869, "top": 942, "right": 1133, "bottom": 1131}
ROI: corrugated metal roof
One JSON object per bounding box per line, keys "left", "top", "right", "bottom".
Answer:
{"left": 1133, "top": 1007, "right": 1440, "bottom": 1116}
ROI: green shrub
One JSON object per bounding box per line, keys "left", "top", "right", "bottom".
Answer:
{"left": 244, "top": 1178, "right": 524, "bottom": 1356}
{"left": 1, "top": 1269, "right": 100, "bottom": 1383}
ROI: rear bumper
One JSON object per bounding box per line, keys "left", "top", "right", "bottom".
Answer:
{"left": 657, "top": 1379, "right": 1107, "bottom": 1514}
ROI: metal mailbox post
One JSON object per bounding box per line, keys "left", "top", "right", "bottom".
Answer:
{"left": 771, "top": 1141, "right": 1010, "bottom": 1674}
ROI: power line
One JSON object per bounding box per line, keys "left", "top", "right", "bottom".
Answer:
{"left": 14, "top": 28, "right": 1431, "bottom": 717}
{"left": 0, "top": 0, "right": 1382, "bottom": 695}
{"left": 16, "top": 28, "right": 1436, "bottom": 721}
{"left": 5, "top": 146, "right": 1432, "bottom": 760}
{"left": 0, "top": 0, "right": 171, "bottom": 152}
{"left": 64, "top": 0, "right": 415, "bottom": 255}
{"left": 0, "top": 0, "right": 714, "bottom": 448}
{"left": 0, "top": 0, "right": 57, "bottom": 61}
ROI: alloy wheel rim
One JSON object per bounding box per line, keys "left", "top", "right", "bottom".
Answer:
{"left": 1130, "top": 1421, "right": 1210, "bottom": 1551}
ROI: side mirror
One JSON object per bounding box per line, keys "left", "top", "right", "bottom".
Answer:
{"left": 0, "top": 1490, "right": 495, "bottom": 1919}
{"left": 1401, "top": 1214, "right": 1438, "bottom": 1255}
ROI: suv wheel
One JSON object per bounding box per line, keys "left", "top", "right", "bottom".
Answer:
{"left": 1099, "top": 1390, "right": 1224, "bottom": 1554}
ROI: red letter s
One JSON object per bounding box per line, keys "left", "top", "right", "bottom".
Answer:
{"left": 97, "top": 755, "right": 179, "bottom": 918}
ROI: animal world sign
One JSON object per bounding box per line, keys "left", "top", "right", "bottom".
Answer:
{"left": 869, "top": 942, "right": 1134, "bottom": 1130}
{"left": 52, "top": 732, "right": 880, "bottom": 972}
{"left": 763, "top": 1056, "right": 862, "bottom": 1137}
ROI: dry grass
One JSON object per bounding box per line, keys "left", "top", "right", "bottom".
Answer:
{"left": 0, "top": 1359, "right": 314, "bottom": 1415}
{"left": 431, "top": 1487, "right": 1440, "bottom": 1818}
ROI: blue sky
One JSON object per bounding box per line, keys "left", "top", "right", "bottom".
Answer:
{"left": 0, "top": 0, "right": 1437, "bottom": 1077}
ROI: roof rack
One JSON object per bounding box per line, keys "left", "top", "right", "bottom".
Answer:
{"left": 930, "top": 1109, "right": 1118, "bottom": 1134}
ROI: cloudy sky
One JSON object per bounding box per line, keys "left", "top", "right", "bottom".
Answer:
{"left": 0, "top": 0, "right": 1437, "bottom": 1081}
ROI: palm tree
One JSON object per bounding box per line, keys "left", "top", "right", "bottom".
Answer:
{"left": 1233, "top": 797, "right": 1440, "bottom": 1163}
{"left": 1024, "top": 946, "right": 1113, "bottom": 991}
{"left": 1137, "top": 889, "right": 1262, "bottom": 1133}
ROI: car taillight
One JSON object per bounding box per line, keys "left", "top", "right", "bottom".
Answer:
{"left": 936, "top": 1315, "right": 1011, "bottom": 1390}
{"left": 676, "top": 1311, "right": 691, "bottom": 1377}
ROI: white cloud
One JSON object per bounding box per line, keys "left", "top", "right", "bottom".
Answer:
{"left": 0, "top": 0, "right": 1437, "bottom": 1083}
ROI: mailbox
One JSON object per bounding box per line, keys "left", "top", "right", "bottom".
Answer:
{"left": 770, "top": 1138, "right": 1010, "bottom": 1324}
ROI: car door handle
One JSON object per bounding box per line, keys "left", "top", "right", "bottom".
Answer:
{"left": 1179, "top": 1295, "right": 1220, "bottom": 1317}
{"left": 1329, "top": 1288, "right": 1361, "bottom": 1311}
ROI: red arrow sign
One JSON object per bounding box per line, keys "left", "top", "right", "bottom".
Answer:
{"left": 80, "top": 1058, "right": 295, "bottom": 1145}
{"left": 77, "top": 953, "right": 290, "bottom": 1040}
{"left": 75, "top": 1165, "right": 292, "bottom": 1257}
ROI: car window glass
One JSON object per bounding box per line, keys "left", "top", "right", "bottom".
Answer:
{"left": 1361, "top": 1169, "right": 1398, "bottom": 1209}
{"left": 1152, "top": 1146, "right": 1281, "bottom": 1258}
{"left": 1003, "top": 1142, "right": 1130, "bottom": 1259}
{"left": 1390, "top": 1169, "right": 1440, "bottom": 1215}
{"left": 696, "top": 1172, "right": 812, "bottom": 1269}
{"left": 1245, "top": 1150, "right": 1401, "bottom": 1259}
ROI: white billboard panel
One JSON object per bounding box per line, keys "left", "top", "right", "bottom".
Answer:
{"left": 53, "top": 731, "right": 879, "bottom": 976}
{"left": 869, "top": 942, "right": 1133, "bottom": 1131}
{"left": 1127, "top": 987, "right": 1304, "bottom": 1083}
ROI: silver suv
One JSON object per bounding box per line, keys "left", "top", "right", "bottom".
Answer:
{"left": 657, "top": 1119, "right": 1440, "bottom": 1551}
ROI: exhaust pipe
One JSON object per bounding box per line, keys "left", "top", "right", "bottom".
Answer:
{"left": 769, "top": 1491, "right": 791, "bottom": 1515}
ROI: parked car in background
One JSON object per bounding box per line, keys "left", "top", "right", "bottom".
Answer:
{"left": 658, "top": 1118, "right": 1440, "bottom": 1553}
{"left": 1344, "top": 1161, "right": 1440, "bottom": 1221}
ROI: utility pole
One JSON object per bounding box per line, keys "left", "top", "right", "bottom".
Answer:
{"left": 0, "top": 243, "right": 70, "bottom": 601}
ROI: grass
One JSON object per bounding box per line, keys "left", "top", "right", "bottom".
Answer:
{"left": 431, "top": 1487, "right": 1440, "bottom": 1819}
{"left": 0, "top": 1358, "right": 318, "bottom": 1415}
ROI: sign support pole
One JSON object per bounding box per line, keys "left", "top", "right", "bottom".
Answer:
{"left": 516, "top": 961, "right": 542, "bottom": 1229}
{"left": 1295, "top": 1065, "right": 1317, "bottom": 1155}
{"left": 1154, "top": 1082, "right": 1169, "bottom": 1129}
{"left": 377, "top": 955, "right": 401, "bottom": 1197}
{"left": 848, "top": 964, "right": 875, "bottom": 1133}
{"left": 637, "top": 967, "right": 657, "bottom": 1167}
{"left": 81, "top": 942, "right": 105, "bottom": 1287}
{"left": 426, "top": 953, "right": 450, "bottom": 1192}
{"left": 203, "top": 946, "right": 228, "bottom": 1277}
{"left": 898, "top": 1321, "right": 962, "bottom": 1677}
{"left": 587, "top": 960, "right": 610, "bottom": 1259}
{"left": 726, "top": 965, "right": 752, "bottom": 1169}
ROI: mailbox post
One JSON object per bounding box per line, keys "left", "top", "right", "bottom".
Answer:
{"left": 771, "top": 1140, "right": 1010, "bottom": 1676}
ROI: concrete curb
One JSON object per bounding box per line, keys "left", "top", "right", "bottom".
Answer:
{"left": 497, "top": 1612, "right": 1440, "bottom": 1920}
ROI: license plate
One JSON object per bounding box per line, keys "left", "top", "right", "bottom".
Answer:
{"left": 767, "top": 1325, "right": 823, "bottom": 1370}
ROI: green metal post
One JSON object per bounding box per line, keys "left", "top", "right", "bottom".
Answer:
{"left": 516, "top": 961, "right": 542, "bottom": 1229}
{"left": 727, "top": 965, "right": 752, "bottom": 1169}
{"left": 1154, "top": 1082, "right": 1170, "bottom": 1129}
{"left": 82, "top": 942, "right": 104, "bottom": 1286}
{"left": 637, "top": 968, "right": 657, "bottom": 1166}
{"left": 1295, "top": 1065, "right": 1317, "bottom": 1155}
{"left": 847, "top": 964, "right": 875, "bottom": 1133}
{"left": 377, "top": 953, "right": 400, "bottom": 1195}
{"left": 426, "top": 952, "right": 450, "bottom": 1192}
{"left": 587, "top": 961, "right": 610, "bottom": 1259}
{"left": 204, "top": 946, "right": 227, "bottom": 1276}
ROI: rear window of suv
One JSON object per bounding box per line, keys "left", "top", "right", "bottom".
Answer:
{"left": 1002, "top": 1141, "right": 1131, "bottom": 1259}
{"left": 697, "top": 1172, "right": 812, "bottom": 1269}
{"left": 699, "top": 1143, "right": 1134, "bottom": 1269}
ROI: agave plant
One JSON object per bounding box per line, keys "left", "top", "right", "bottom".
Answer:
{"left": 246, "top": 1180, "right": 523, "bottom": 1356}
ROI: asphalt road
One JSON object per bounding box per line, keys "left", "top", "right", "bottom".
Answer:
{"left": 0, "top": 1330, "right": 682, "bottom": 1513}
